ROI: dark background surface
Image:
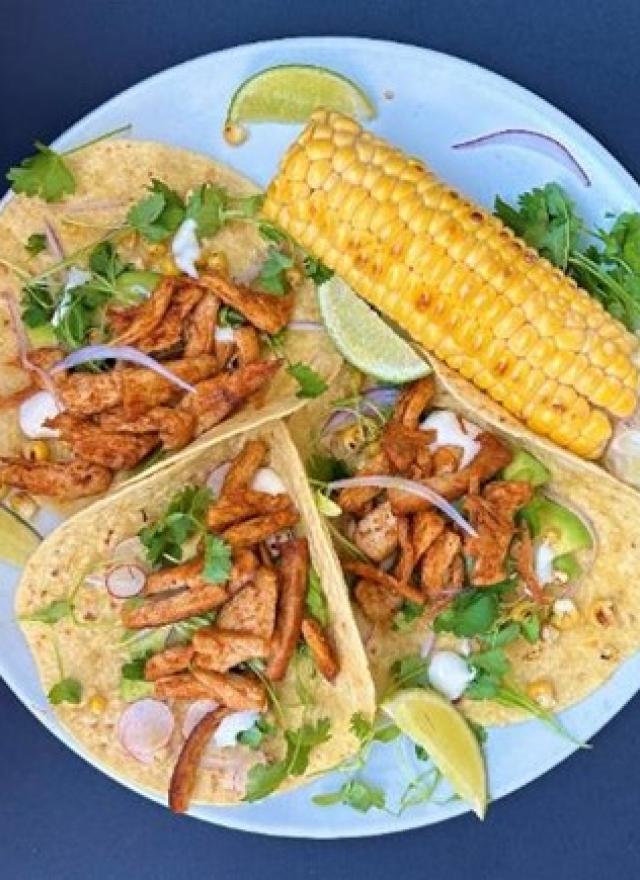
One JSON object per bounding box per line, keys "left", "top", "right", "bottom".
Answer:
{"left": 1, "top": 1, "right": 640, "bottom": 878}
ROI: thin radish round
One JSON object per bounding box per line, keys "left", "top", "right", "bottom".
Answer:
{"left": 106, "top": 564, "right": 146, "bottom": 598}
{"left": 19, "top": 391, "right": 62, "bottom": 439}
{"left": 182, "top": 699, "right": 219, "bottom": 739}
{"left": 117, "top": 699, "right": 174, "bottom": 764}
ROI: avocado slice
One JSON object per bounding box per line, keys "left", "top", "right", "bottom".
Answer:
{"left": 519, "top": 496, "right": 592, "bottom": 556}
{"left": 26, "top": 324, "right": 57, "bottom": 348}
{"left": 502, "top": 449, "right": 551, "bottom": 486}
{"left": 553, "top": 552, "right": 582, "bottom": 579}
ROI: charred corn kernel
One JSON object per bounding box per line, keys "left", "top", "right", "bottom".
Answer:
{"left": 590, "top": 599, "right": 617, "bottom": 627}
{"left": 159, "top": 257, "right": 180, "bottom": 276}
{"left": 146, "top": 243, "right": 167, "bottom": 258}
{"left": 600, "top": 644, "right": 619, "bottom": 662}
{"left": 89, "top": 694, "right": 107, "bottom": 714}
{"left": 200, "top": 251, "right": 229, "bottom": 275}
{"left": 552, "top": 598, "right": 580, "bottom": 630}
{"left": 264, "top": 109, "right": 640, "bottom": 459}
{"left": 7, "top": 491, "right": 38, "bottom": 520}
{"left": 22, "top": 440, "right": 50, "bottom": 462}
{"left": 223, "top": 122, "right": 248, "bottom": 146}
{"left": 526, "top": 679, "right": 557, "bottom": 710}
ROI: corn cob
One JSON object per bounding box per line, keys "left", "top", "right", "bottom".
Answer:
{"left": 264, "top": 110, "right": 639, "bottom": 459}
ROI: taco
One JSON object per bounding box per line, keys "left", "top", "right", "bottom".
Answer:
{"left": 16, "top": 412, "right": 374, "bottom": 811}
{"left": 0, "top": 136, "right": 340, "bottom": 512}
{"left": 288, "top": 366, "right": 640, "bottom": 727}
{"left": 264, "top": 110, "right": 640, "bottom": 488}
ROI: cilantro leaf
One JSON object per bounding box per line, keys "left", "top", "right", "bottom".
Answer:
{"left": 52, "top": 281, "right": 112, "bottom": 350}
{"left": 203, "top": 534, "right": 232, "bottom": 583}
{"left": 218, "top": 305, "right": 246, "bottom": 327}
{"left": 237, "top": 717, "right": 274, "bottom": 749}
{"left": 305, "top": 569, "right": 329, "bottom": 627}
{"left": 185, "top": 184, "right": 228, "bottom": 238}
{"left": 600, "top": 212, "right": 640, "bottom": 274}
{"left": 25, "top": 233, "right": 47, "bottom": 256}
{"left": 257, "top": 247, "right": 293, "bottom": 294}
{"left": 121, "top": 653, "right": 150, "bottom": 681}
{"left": 89, "top": 241, "right": 130, "bottom": 282}
{"left": 244, "top": 760, "right": 288, "bottom": 802}
{"left": 127, "top": 179, "right": 185, "bottom": 242}
{"left": 21, "top": 281, "right": 56, "bottom": 328}
{"left": 313, "top": 778, "right": 386, "bottom": 813}
{"left": 48, "top": 677, "right": 82, "bottom": 706}
{"left": 398, "top": 769, "right": 440, "bottom": 814}
{"left": 8, "top": 143, "right": 76, "bottom": 202}
{"left": 287, "top": 362, "right": 328, "bottom": 399}
{"left": 350, "top": 711, "right": 373, "bottom": 744}
{"left": 415, "top": 744, "right": 430, "bottom": 761}
{"left": 392, "top": 600, "right": 424, "bottom": 632}
{"left": 303, "top": 256, "right": 333, "bottom": 286}
{"left": 306, "top": 454, "right": 350, "bottom": 483}
{"left": 139, "top": 485, "right": 213, "bottom": 565}
{"left": 390, "top": 655, "right": 430, "bottom": 690}
{"left": 433, "top": 589, "right": 500, "bottom": 637}
{"left": 21, "top": 598, "right": 73, "bottom": 625}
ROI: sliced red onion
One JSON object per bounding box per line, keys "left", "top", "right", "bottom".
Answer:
{"left": 452, "top": 129, "right": 591, "bottom": 187}
{"left": 49, "top": 345, "right": 195, "bottom": 393}
{"left": 320, "top": 388, "right": 400, "bottom": 438}
{"left": 182, "top": 699, "right": 219, "bottom": 739}
{"left": 19, "top": 391, "right": 62, "bottom": 439}
{"left": 419, "top": 631, "right": 436, "bottom": 658}
{"left": 106, "top": 564, "right": 146, "bottom": 598}
{"left": 251, "top": 467, "right": 287, "bottom": 496}
{"left": 362, "top": 387, "right": 400, "bottom": 409}
{"left": 1, "top": 292, "right": 60, "bottom": 399}
{"left": 286, "top": 320, "right": 324, "bottom": 332}
{"left": 320, "top": 408, "right": 357, "bottom": 437}
{"left": 117, "top": 699, "right": 174, "bottom": 764}
{"left": 44, "top": 219, "right": 65, "bottom": 261}
{"left": 327, "top": 476, "right": 477, "bottom": 537}
{"left": 61, "top": 197, "right": 127, "bottom": 214}
{"left": 206, "top": 461, "right": 231, "bottom": 497}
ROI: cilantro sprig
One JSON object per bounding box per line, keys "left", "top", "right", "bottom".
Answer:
{"left": 138, "top": 485, "right": 213, "bottom": 566}
{"left": 496, "top": 183, "right": 640, "bottom": 331}
{"left": 7, "top": 125, "right": 131, "bottom": 203}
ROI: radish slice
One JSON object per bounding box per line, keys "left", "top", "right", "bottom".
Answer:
{"left": 49, "top": 345, "right": 195, "bottom": 394}
{"left": 327, "top": 476, "right": 477, "bottom": 537}
{"left": 206, "top": 461, "right": 231, "bottom": 497}
{"left": 251, "top": 467, "right": 287, "bottom": 496}
{"left": 452, "top": 129, "right": 591, "bottom": 187}
{"left": 420, "top": 410, "right": 481, "bottom": 468}
{"left": 111, "top": 536, "right": 147, "bottom": 563}
{"left": 118, "top": 699, "right": 174, "bottom": 764}
{"left": 19, "top": 391, "right": 62, "bottom": 439}
{"left": 106, "top": 564, "right": 146, "bottom": 598}
{"left": 427, "top": 650, "right": 476, "bottom": 701}
{"left": 213, "top": 710, "right": 260, "bottom": 748}
{"left": 214, "top": 326, "right": 236, "bottom": 344}
{"left": 171, "top": 218, "right": 200, "bottom": 279}
{"left": 182, "top": 699, "right": 219, "bottom": 739}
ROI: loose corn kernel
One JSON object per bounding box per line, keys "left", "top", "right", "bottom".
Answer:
{"left": 590, "top": 599, "right": 617, "bottom": 627}
{"left": 551, "top": 598, "right": 580, "bottom": 630}
{"left": 599, "top": 644, "right": 619, "bottom": 662}
{"left": 199, "top": 251, "right": 229, "bottom": 275}
{"left": 89, "top": 694, "right": 107, "bottom": 714}
{"left": 22, "top": 440, "right": 50, "bottom": 462}
{"left": 223, "top": 122, "right": 248, "bottom": 146}
{"left": 526, "top": 679, "right": 557, "bottom": 710}
{"left": 146, "top": 243, "right": 167, "bottom": 258}
{"left": 7, "top": 491, "right": 38, "bottom": 520}
{"left": 159, "top": 257, "right": 180, "bottom": 276}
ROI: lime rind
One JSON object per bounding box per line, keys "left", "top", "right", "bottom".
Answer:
{"left": 0, "top": 504, "right": 41, "bottom": 567}
{"left": 226, "top": 64, "right": 376, "bottom": 124}
{"left": 317, "top": 276, "right": 432, "bottom": 383}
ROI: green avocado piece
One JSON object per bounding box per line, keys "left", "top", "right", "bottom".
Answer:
{"left": 26, "top": 324, "right": 57, "bottom": 348}
{"left": 114, "top": 270, "right": 161, "bottom": 303}
{"left": 502, "top": 449, "right": 551, "bottom": 486}
{"left": 519, "top": 496, "right": 593, "bottom": 556}
{"left": 553, "top": 553, "right": 582, "bottom": 579}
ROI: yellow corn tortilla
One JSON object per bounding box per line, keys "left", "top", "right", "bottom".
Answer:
{"left": 16, "top": 409, "right": 375, "bottom": 805}
{"left": 0, "top": 138, "right": 341, "bottom": 513}
{"left": 287, "top": 364, "right": 640, "bottom": 726}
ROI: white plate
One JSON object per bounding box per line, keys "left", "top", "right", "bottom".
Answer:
{"left": 2, "top": 36, "right": 639, "bottom": 838}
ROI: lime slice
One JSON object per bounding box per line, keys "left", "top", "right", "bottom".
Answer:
{"left": 0, "top": 504, "right": 41, "bottom": 567}
{"left": 317, "top": 275, "right": 431, "bottom": 383}
{"left": 382, "top": 687, "right": 487, "bottom": 818}
{"left": 226, "top": 64, "right": 376, "bottom": 125}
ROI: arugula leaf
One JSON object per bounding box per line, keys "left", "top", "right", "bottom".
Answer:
{"left": 25, "top": 233, "right": 47, "bottom": 257}
{"left": 21, "top": 598, "right": 72, "bottom": 625}
{"left": 257, "top": 247, "right": 293, "bottom": 294}
{"left": 305, "top": 569, "right": 329, "bottom": 627}
{"left": 286, "top": 362, "right": 328, "bottom": 398}
{"left": 138, "top": 485, "right": 213, "bottom": 565}
{"left": 8, "top": 143, "right": 76, "bottom": 202}
{"left": 390, "top": 655, "right": 430, "bottom": 690}
{"left": 237, "top": 717, "right": 274, "bottom": 749}
{"left": 303, "top": 256, "right": 333, "bottom": 286}
{"left": 127, "top": 179, "right": 185, "bottom": 242}
{"left": 392, "top": 600, "right": 424, "bottom": 632}
{"left": 434, "top": 589, "right": 500, "bottom": 637}
{"left": 244, "top": 717, "right": 331, "bottom": 802}
{"left": 313, "top": 778, "right": 386, "bottom": 813}
{"left": 48, "top": 676, "right": 82, "bottom": 705}
{"left": 202, "top": 534, "right": 232, "bottom": 583}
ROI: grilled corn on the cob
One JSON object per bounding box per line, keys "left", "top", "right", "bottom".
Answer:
{"left": 264, "top": 110, "right": 639, "bottom": 459}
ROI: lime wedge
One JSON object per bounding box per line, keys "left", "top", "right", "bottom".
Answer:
{"left": 226, "top": 64, "right": 376, "bottom": 125}
{"left": 382, "top": 687, "right": 488, "bottom": 818}
{"left": 317, "top": 275, "right": 431, "bottom": 383}
{"left": 0, "top": 504, "right": 41, "bottom": 567}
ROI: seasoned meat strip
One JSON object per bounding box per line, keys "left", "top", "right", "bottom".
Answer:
{"left": 392, "top": 376, "right": 436, "bottom": 428}
{"left": 169, "top": 708, "right": 230, "bottom": 813}
{"left": 221, "top": 439, "right": 268, "bottom": 495}
{"left": 420, "top": 531, "right": 463, "bottom": 597}
{"left": 143, "top": 557, "right": 207, "bottom": 595}
{"left": 216, "top": 568, "right": 278, "bottom": 639}
{"left": 98, "top": 406, "right": 196, "bottom": 451}
{"left": 184, "top": 291, "right": 219, "bottom": 358}
{"left": 201, "top": 271, "right": 294, "bottom": 335}
{"left": 353, "top": 500, "right": 399, "bottom": 563}
{"left": 412, "top": 509, "right": 446, "bottom": 561}
{"left": 344, "top": 561, "right": 425, "bottom": 605}
{"left": 47, "top": 413, "right": 158, "bottom": 470}
{"left": 144, "top": 645, "right": 194, "bottom": 681}
{"left": 338, "top": 451, "right": 389, "bottom": 514}
{"left": 381, "top": 422, "right": 434, "bottom": 473}
{"left": 122, "top": 584, "right": 227, "bottom": 629}
{"left": 266, "top": 538, "right": 309, "bottom": 681}
{"left": 207, "top": 490, "right": 292, "bottom": 531}
{"left": 190, "top": 666, "right": 268, "bottom": 710}
{"left": 0, "top": 458, "right": 113, "bottom": 498}
{"left": 109, "top": 277, "right": 176, "bottom": 346}
{"left": 192, "top": 629, "right": 268, "bottom": 672}
{"left": 222, "top": 507, "right": 299, "bottom": 549}
{"left": 353, "top": 579, "right": 402, "bottom": 622}
{"left": 301, "top": 618, "right": 339, "bottom": 682}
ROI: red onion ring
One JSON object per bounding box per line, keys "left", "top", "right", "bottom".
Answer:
{"left": 117, "top": 699, "right": 174, "bottom": 764}
{"left": 320, "top": 387, "right": 400, "bottom": 437}
{"left": 106, "top": 564, "right": 146, "bottom": 599}
{"left": 327, "top": 476, "right": 477, "bottom": 537}
{"left": 452, "top": 129, "right": 590, "bottom": 187}
{"left": 44, "top": 219, "right": 65, "bottom": 261}
{"left": 0, "top": 292, "right": 60, "bottom": 400}
{"left": 49, "top": 345, "right": 196, "bottom": 393}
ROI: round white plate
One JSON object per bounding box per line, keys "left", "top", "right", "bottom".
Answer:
{"left": 2, "top": 36, "right": 639, "bottom": 838}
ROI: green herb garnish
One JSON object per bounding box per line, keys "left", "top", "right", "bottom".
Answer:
{"left": 48, "top": 676, "right": 82, "bottom": 706}
{"left": 138, "top": 485, "right": 213, "bottom": 565}
{"left": 305, "top": 569, "right": 329, "bottom": 627}
{"left": 25, "top": 233, "right": 47, "bottom": 257}
{"left": 21, "top": 598, "right": 73, "bottom": 625}
{"left": 286, "top": 362, "right": 328, "bottom": 398}
{"left": 237, "top": 717, "right": 275, "bottom": 749}
{"left": 313, "top": 778, "right": 386, "bottom": 813}
{"left": 202, "top": 533, "right": 232, "bottom": 583}
{"left": 257, "top": 247, "right": 294, "bottom": 295}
